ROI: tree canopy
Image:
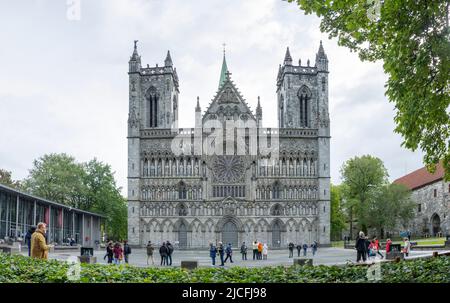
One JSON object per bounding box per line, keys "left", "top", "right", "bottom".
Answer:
{"left": 0, "top": 169, "right": 21, "bottom": 189}
{"left": 22, "top": 153, "right": 127, "bottom": 240}
{"left": 340, "top": 155, "right": 415, "bottom": 238}
{"left": 288, "top": 0, "right": 450, "bottom": 179}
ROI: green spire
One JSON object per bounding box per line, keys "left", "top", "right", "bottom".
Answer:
{"left": 218, "top": 52, "right": 229, "bottom": 90}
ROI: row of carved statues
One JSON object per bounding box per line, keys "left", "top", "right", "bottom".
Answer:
{"left": 140, "top": 156, "right": 318, "bottom": 177}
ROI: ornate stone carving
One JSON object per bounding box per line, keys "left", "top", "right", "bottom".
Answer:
{"left": 212, "top": 155, "right": 245, "bottom": 183}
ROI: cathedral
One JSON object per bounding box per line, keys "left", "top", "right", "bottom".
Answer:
{"left": 127, "top": 41, "right": 331, "bottom": 248}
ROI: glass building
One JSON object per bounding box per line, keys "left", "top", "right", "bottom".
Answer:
{"left": 0, "top": 183, "right": 105, "bottom": 246}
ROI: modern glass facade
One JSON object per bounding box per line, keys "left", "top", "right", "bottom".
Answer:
{"left": 0, "top": 184, "right": 105, "bottom": 246}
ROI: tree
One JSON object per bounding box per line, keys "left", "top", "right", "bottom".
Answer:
{"left": 0, "top": 169, "right": 21, "bottom": 189}
{"left": 22, "top": 154, "right": 127, "bottom": 240}
{"left": 82, "top": 159, "right": 128, "bottom": 240}
{"left": 340, "top": 155, "right": 388, "bottom": 235}
{"left": 288, "top": 0, "right": 450, "bottom": 179}
{"left": 22, "top": 153, "right": 87, "bottom": 208}
{"left": 365, "top": 183, "right": 415, "bottom": 238}
{"left": 330, "top": 184, "right": 346, "bottom": 241}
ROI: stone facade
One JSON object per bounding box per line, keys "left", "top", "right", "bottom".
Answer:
{"left": 394, "top": 163, "right": 450, "bottom": 237}
{"left": 409, "top": 180, "right": 450, "bottom": 237}
{"left": 127, "top": 41, "right": 331, "bottom": 248}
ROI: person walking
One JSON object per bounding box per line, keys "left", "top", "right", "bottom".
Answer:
{"left": 288, "top": 242, "right": 294, "bottom": 258}
{"left": 31, "top": 222, "right": 53, "bottom": 260}
{"left": 402, "top": 238, "right": 411, "bottom": 258}
{"left": 209, "top": 242, "right": 217, "bottom": 266}
{"left": 123, "top": 240, "right": 131, "bottom": 264}
{"left": 385, "top": 238, "right": 392, "bottom": 254}
{"left": 146, "top": 241, "right": 155, "bottom": 265}
{"left": 25, "top": 226, "right": 36, "bottom": 257}
{"left": 105, "top": 241, "right": 114, "bottom": 264}
{"left": 224, "top": 243, "right": 234, "bottom": 264}
{"left": 257, "top": 242, "right": 263, "bottom": 260}
{"left": 355, "top": 231, "right": 367, "bottom": 263}
{"left": 159, "top": 242, "right": 168, "bottom": 266}
{"left": 218, "top": 242, "right": 225, "bottom": 266}
{"left": 262, "top": 243, "right": 268, "bottom": 260}
{"left": 240, "top": 242, "right": 248, "bottom": 260}
{"left": 365, "top": 236, "right": 371, "bottom": 260}
{"left": 311, "top": 241, "right": 318, "bottom": 256}
{"left": 302, "top": 243, "right": 308, "bottom": 257}
{"left": 252, "top": 240, "right": 258, "bottom": 260}
{"left": 296, "top": 243, "right": 302, "bottom": 257}
{"left": 166, "top": 241, "right": 174, "bottom": 266}
{"left": 373, "top": 237, "right": 384, "bottom": 259}
{"left": 113, "top": 242, "right": 123, "bottom": 265}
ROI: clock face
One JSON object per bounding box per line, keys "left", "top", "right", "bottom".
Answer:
{"left": 212, "top": 155, "right": 245, "bottom": 183}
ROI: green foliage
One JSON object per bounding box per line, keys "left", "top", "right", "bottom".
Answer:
{"left": 1, "top": 253, "right": 449, "bottom": 283}
{"left": 0, "top": 169, "right": 21, "bottom": 189}
{"left": 288, "top": 0, "right": 450, "bottom": 180}
{"left": 21, "top": 153, "right": 127, "bottom": 240}
{"left": 330, "top": 184, "right": 346, "bottom": 241}
{"left": 340, "top": 155, "right": 389, "bottom": 233}
{"left": 366, "top": 183, "right": 415, "bottom": 235}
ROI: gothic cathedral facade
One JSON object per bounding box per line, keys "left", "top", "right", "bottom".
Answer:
{"left": 127, "top": 42, "right": 331, "bottom": 248}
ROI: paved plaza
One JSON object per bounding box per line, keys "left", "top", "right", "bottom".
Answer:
{"left": 22, "top": 247, "right": 442, "bottom": 268}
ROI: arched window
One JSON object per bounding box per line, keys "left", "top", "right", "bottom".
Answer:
{"left": 298, "top": 86, "right": 311, "bottom": 127}
{"left": 178, "top": 182, "right": 187, "bottom": 200}
{"left": 146, "top": 86, "right": 159, "bottom": 127}
{"left": 272, "top": 182, "right": 281, "bottom": 199}
{"left": 280, "top": 95, "right": 284, "bottom": 127}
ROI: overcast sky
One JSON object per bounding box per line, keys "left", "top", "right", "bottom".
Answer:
{"left": 0, "top": 0, "right": 424, "bottom": 195}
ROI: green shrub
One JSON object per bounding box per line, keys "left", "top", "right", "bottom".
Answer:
{"left": 0, "top": 253, "right": 448, "bottom": 283}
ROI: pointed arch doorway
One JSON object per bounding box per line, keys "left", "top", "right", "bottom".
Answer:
{"left": 222, "top": 221, "right": 238, "bottom": 247}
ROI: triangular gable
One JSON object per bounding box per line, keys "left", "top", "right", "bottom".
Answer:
{"left": 203, "top": 72, "right": 256, "bottom": 123}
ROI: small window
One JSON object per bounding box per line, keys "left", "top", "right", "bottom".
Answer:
{"left": 448, "top": 184, "right": 450, "bottom": 193}
{"left": 132, "top": 163, "right": 135, "bottom": 170}
{"left": 418, "top": 204, "right": 421, "bottom": 213}
{"left": 132, "top": 207, "right": 135, "bottom": 213}
{"left": 132, "top": 227, "right": 135, "bottom": 233}
{"left": 433, "top": 189, "right": 437, "bottom": 197}
{"left": 323, "top": 205, "right": 325, "bottom": 212}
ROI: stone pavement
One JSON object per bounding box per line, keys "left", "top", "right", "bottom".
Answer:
{"left": 27, "top": 247, "right": 441, "bottom": 268}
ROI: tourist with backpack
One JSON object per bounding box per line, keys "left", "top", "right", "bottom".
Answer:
{"left": 224, "top": 243, "right": 234, "bottom": 264}
{"left": 240, "top": 242, "right": 248, "bottom": 260}
{"left": 209, "top": 242, "right": 218, "bottom": 266}
{"left": 217, "top": 242, "right": 225, "bottom": 266}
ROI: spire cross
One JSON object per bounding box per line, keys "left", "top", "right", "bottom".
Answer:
{"left": 222, "top": 43, "right": 226, "bottom": 56}
{"left": 134, "top": 40, "right": 138, "bottom": 50}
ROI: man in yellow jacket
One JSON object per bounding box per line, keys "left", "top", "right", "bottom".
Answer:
{"left": 31, "top": 222, "right": 53, "bottom": 259}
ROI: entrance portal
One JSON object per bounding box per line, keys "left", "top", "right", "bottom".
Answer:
{"left": 178, "top": 222, "right": 187, "bottom": 248}
{"left": 431, "top": 213, "right": 441, "bottom": 236}
{"left": 272, "top": 221, "right": 281, "bottom": 247}
{"left": 222, "top": 221, "right": 238, "bottom": 247}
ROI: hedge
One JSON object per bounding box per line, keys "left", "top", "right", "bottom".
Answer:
{"left": 0, "top": 253, "right": 449, "bottom": 283}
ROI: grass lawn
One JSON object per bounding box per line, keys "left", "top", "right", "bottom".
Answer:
{"left": 331, "top": 241, "right": 344, "bottom": 248}
{"left": 392, "top": 237, "right": 446, "bottom": 246}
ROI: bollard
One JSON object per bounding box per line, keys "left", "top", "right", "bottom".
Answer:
{"left": 181, "top": 260, "right": 198, "bottom": 270}
{"left": 293, "top": 258, "right": 313, "bottom": 266}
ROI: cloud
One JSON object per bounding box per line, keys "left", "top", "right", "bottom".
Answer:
{"left": 0, "top": 0, "right": 425, "bottom": 194}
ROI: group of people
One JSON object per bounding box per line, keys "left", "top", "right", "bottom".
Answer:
{"left": 250, "top": 241, "right": 268, "bottom": 260}
{"left": 144, "top": 241, "right": 175, "bottom": 266}
{"left": 354, "top": 231, "right": 412, "bottom": 263}
{"left": 104, "top": 240, "right": 132, "bottom": 264}
{"left": 209, "top": 242, "right": 235, "bottom": 266}
{"left": 288, "top": 241, "right": 318, "bottom": 258}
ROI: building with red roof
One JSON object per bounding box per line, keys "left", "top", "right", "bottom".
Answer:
{"left": 394, "top": 162, "right": 449, "bottom": 237}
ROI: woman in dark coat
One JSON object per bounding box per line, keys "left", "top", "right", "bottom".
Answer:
{"left": 355, "top": 231, "right": 367, "bottom": 263}
{"left": 105, "top": 241, "right": 114, "bottom": 264}
{"left": 25, "top": 226, "right": 36, "bottom": 257}
{"left": 159, "top": 242, "right": 168, "bottom": 266}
